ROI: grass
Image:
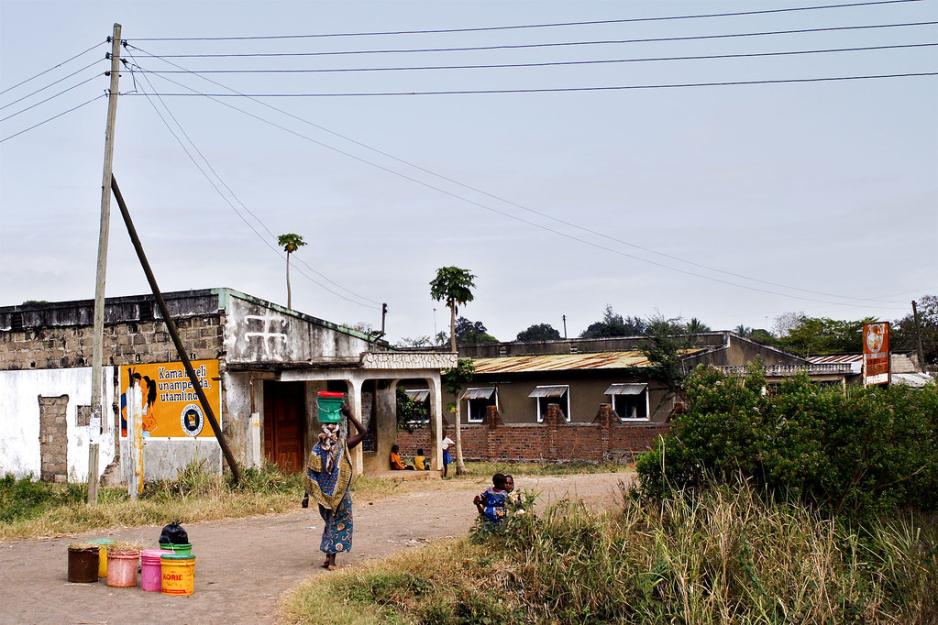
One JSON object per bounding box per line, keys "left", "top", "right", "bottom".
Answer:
{"left": 1, "top": 459, "right": 621, "bottom": 541}
{"left": 281, "top": 483, "right": 938, "bottom": 625}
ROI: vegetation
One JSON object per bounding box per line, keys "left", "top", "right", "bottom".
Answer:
{"left": 516, "top": 322, "right": 561, "bottom": 342}
{"left": 283, "top": 483, "right": 938, "bottom": 625}
{"left": 395, "top": 386, "right": 428, "bottom": 432}
{"left": 278, "top": 232, "right": 307, "bottom": 309}
{"left": 441, "top": 358, "right": 476, "bottom": 475}
{"left": 454, "top": 316, "right": 497, "bottom": 345}
{"left": 580, "top": 305, "right": 648, "bottom": 338}
{"left": 637, "top": 366, "right": 938, "bottom": 521}
{"left": 893, "top": 295, "right": 938, "bottom": 365}
{"left": 429, "top": 266, "right": 477, "bottom": 353}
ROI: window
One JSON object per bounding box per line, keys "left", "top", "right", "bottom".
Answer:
{"left": 605, "top": 383, "right": 649, "bottom": 420}
{"left": 463, "top": 387, "right": 497, "bottom": 423}
{"left": 529, "top": 385, "right": 570, "bottom": 422}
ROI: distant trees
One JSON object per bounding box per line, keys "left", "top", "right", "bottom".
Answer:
{"left": 277, "top": 233, "right": 306, "bottom": 309}
{"left": 893, "top": 295, "right": 938, "bottom": 365}
{"left": 580, "top": 305, "right": 649, "bottom": 338}
{"left": 516, "top": 323, "right": 562, "bottom": 342}
{"left": 769, "top": 315, "right": 877, "bottom": 357}
{"left": 455, "top": 317, "right": 497, "bottom": 345}
{"left": 430, "top": 267, "right": 476, "bottom": 353}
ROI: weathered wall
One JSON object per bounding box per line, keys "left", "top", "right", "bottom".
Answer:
{"left": 397, "top": 404, "right": 668, "bottom": 463}
{"left": 38, "top": 395, "right": 69, "bottom": 482}
{"left": 0, "top": 367, "right": 116, "bottom": 480}
{"left": 223, "top": 295, "right": 375, "bottom": 364}
{"left": 444, "top": 374, "right": 670, "bottom": 425}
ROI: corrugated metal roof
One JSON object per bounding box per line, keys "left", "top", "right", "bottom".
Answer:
{"left": 808, "top": 354, "right": 864, "bottom": 364}
{"left": 604, "top": 383, "right": 647, "bottom": 395}
{"left": 473, "top": 350, "right": 702, "bottom": 374}
{"left": 404, "top": 389, "right": 429, "bottom": 402}
{"left": 462, "top": 387, "right": 496, "bottom": 400}
{"left": 528, "top": 385, "right": 569, "bottom": 398}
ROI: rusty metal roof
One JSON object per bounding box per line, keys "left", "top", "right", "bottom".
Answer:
{"left": 807, "top": 354, "right": 864, "bottom": 364}
{"left": 473, "top": 350, "right": 702, "bottom": 374}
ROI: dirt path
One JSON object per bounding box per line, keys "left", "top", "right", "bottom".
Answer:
{"left": 0, "top": 472, "right": 629, "bottom": 625}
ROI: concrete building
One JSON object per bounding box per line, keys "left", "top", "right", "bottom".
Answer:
{"left": 0, "top": 289, "right": 454, "bottom": 483}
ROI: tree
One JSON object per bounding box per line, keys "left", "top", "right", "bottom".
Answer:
{"left": 397, "top": 335, "right": 433, "bottom": 349}
{"left": 580, "top": 305, "right": 648, "bottom": 338}
{"left": 516, "top": 323, "right": 562, "bottom": 342}
{"left": 430, "top": 266, "right": 477, "bottom": 476}
{"left": 685, "top": 318, "right": 711, "bottom": 334}
{"left": 277, "top": 233, "right": 307, "bottom": 309}
{"left": 776, "top": 316, "right": 876, "bottom": 357}
{"left": 441, "top": 358, "right": 475, "bottom": 476}
{"left": 734, "top": 324, "right": 752, "bottom": 337}
{"left": 893, "top": 295, "right": 938, "bottom": 366}
{"left": 455, "top": 317, "right": 497, "bottom": 345}
{"left": 749, "top": 328, "right": 778, "bottom": 346}
{"left": 643, "top": 315, "right": 691, "bottom": 412}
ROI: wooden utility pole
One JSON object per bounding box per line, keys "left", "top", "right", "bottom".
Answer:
{"left": 87, "top": 24, "right": 122, "bottom": 505}
{"left": 912, "top": 300, "right": 927, "bottom": 371}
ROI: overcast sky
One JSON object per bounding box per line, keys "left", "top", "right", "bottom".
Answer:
{"left": 1, "top": 0, "right": 935, "bottom": 343}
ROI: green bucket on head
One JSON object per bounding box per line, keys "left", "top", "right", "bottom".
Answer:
{"left": 317, "top": 391, "right": 345, "bottom": 424}
{"left": 163, "top": 543, "right": 192, "bottom": 556}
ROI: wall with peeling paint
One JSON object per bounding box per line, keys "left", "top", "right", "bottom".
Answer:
{"left": 0, "top": 367, "right": 116, "bottom": 480}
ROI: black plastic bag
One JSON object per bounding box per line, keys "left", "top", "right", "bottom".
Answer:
{"left": 158, "top": 521, "right": 189, "bottom": 545}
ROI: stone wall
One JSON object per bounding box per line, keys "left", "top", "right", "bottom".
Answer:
{"left": 38, "top": 395, "right": 68, "bottom": 482}
{"left": 397, "top": 404, "right": 668, "bottom": 464}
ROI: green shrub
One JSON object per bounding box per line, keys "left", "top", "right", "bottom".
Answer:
{"left": 0, "top": 474, "right": 85, "bottom": 523}
{"left": 637, "top": 367, "right": 938, "bottom": 519}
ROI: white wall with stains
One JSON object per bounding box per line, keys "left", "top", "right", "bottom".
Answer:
{"left": 0, "top": 367, "right": 116, "bottom": 481}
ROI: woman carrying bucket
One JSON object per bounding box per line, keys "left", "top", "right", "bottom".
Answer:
{"left": 305, "top": 391, "right": 367, "bottom": 571}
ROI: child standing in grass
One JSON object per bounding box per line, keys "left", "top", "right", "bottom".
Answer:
{"left": 473, "top": 473, "right": 509, "bottom": 524}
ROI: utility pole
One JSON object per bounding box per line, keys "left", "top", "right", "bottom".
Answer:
{"left": 912, "top": 300, "right": 926, "bottom": 371}
{"left": 87, "top": 24, "right": 122, "bottom": 505}
{"left": 562, "top": 314, "right": 568, "bottom": 339}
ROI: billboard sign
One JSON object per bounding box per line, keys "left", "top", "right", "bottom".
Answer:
{"left": 120, "top": 359, "right": 221, "bottom": 438}
{"left": 863, "top": 322, "right": 890, "bottom": 386}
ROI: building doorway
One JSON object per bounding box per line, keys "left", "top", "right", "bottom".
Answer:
{"left": 263, "top": 381, "right": 307, "bottom": 473}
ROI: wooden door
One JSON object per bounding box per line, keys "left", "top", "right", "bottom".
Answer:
{"left": 263, "top": 381, "right": 307, "bottom": 473}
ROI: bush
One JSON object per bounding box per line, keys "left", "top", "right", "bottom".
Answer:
{"left": 637, "top": 366, "right": 938, "bottom": 519}
{"left": 0, "top": 474, "right": 84, "bottom": 523}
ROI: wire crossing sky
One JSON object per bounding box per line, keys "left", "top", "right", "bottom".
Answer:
{"left": 0, "top": 0, "right": 935, "bottom": 340}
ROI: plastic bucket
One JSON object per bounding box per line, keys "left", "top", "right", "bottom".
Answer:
{"left": 317, "top": 391, "right": 345, "bottom": 423}
{"left": 67, "top": 546, "right": 99, "bottom": 583}
{"left": 161, "top": 553, "right": 196, "bottom": 596}
{"left": 106, "top": 549, "right": 140, "bottom": 588}
{"left": 86, "top": 538, "right": 114, "bottom": 577}
{"left": 163, "top": 543, "right": 193, "bottom": 556}
{"left": 140, "top": 549, "right": 172, "bottom": 592}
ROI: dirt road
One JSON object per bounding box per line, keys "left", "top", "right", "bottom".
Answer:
{"left": 0, "top": 472, "right": 629, "bottom": 625}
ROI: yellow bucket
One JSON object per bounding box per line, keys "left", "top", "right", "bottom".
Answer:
{"left": 160, "top": 553, "right": 196, "bottom": 596}
{"left": 86, "top": 538, "right": 113, "bottom": 577}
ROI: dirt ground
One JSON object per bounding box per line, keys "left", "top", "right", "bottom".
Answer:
{"left": 0, "top": 472, "right": 630, "bottom": 625}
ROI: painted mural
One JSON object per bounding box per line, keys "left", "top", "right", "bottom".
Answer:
{"left": 119, "top": 359, "right": 221, "bottom": 438}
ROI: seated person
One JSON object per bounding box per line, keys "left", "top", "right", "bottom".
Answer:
{"left": 473, "top": 473, "right": 509, "bottom": 524}
{"left": 389, "top": 444, "right": 406, "bottom": 470}
{"left": 413, "top": 448, "right": 427, "bottom": 471}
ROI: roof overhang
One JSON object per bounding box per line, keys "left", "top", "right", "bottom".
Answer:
{"left": 528, "top": 385, "right": 569, "bottom": 398}
{"left": 604, "top": 383, "right": 648, "bottom": 395}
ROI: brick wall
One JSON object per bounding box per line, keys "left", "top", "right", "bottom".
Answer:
{"left": 397, "top": 403, "right": 668, "bottom": 464}
{"left": 0, "top": 315, "right": 225, "bottom": 370}
{"left": 38, "top": 394, "right": 68, "bottom": 482}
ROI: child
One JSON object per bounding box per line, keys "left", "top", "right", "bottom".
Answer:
{"left": 389, "top": 444, "right": 406, "bottom": 470}
{"left": 441, "top": 434, "right": 455, "bottom": 477}
{"left": 473, "top": 473, "right": 509, "bottom": 524}
{"left": 504, "top": 474, "right": 525, "bottom": 515}
{"left": 413, "top": 448, "right": 427, "bottom": 471}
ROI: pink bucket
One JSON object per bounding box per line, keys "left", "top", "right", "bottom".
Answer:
{"left": 106, "top": 549, "right": 140, "bottom": 588}
{"left": 140, "top": 549, "right": 172, "bottom": 592}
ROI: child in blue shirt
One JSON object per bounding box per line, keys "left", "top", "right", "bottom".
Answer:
{"left": 473, "top": 473, "right": 509, "bottom": 524}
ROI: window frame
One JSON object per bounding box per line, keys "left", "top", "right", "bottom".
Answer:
{"left": 607, "top": 384, "right": 650, "bottom": 422}
{"left": 534, "top": 385, "right": 571, "bottom": 423}
{"left": 464, "top": 387, "right": 498, "bottom": 423}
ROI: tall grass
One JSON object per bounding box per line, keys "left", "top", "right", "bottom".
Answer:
{"left": 282, "top": 483, "right": 938, "bottom": 625}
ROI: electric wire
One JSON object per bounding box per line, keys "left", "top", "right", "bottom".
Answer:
{"left": 128, "top": 0, "right": 924, "bottom": 40}
{"left": 0, "top": 40, "right": 105, "bottom": 96}
{"left": 0, "top": 73, "right": 105, "bottom": 124}
{"left": 0, "top": 94, "right": 105, "bottom": 144}
{"left": 128, "top": 48, "right": 922, "bottom": 306}
{"left": 0, "top": 58, "right": 106, "bottom": 111}
{"left": 124, "top": 21, "right": 938, "bottom": 58}
{"left": 125, "top": 42, "right": 938, "bottom": 74}
{"left": 126, "top": 72, "right": 938, "bottom": 97}
{"left": 124, "top": 59, "right": 382, "bottom": 310}
{"left": 132, "top": 62, "right": 911, "bottom": 312}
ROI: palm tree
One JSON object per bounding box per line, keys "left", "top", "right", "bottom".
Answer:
{"left": 430, "top": 266, "right": 476, "bottom": 475}
{"left": 277, "top": 233, "right": 307, "bottom": 309}
{"left": 685, "top": 317, "right": 711, "bottom": 334}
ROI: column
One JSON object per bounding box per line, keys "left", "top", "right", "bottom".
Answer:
{"left": 346, "top": 376, "right": 364, "bottom": 476}
{"left": 427, "top": 375, "right": 443, "bottom": 471}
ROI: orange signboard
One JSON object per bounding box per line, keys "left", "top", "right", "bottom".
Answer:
{"left": 863, "top": 322, "right": 890, "bottom": 386}
{"left": 119, "top": 359, "right": 221, "bottom": 438}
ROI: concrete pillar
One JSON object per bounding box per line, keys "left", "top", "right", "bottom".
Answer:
{"left": 346, "top": 376, "right": 364, "bottom": 476}
{"left": 427, "top": 375, "right": 443, "bottom": 471}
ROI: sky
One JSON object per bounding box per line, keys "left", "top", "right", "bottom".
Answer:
{"left": 1, "top": 0, "right": 936, "bottom": 344}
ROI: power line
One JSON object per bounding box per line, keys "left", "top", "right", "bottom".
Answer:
{"left": 0, "top": 73, "right": 105, "bottom": 123}
{"left": 123, "top": 58, "right": 382, "bottom": 310}
{"left": 123, "top": 72, "right": 938, "bottom": 97}
{"left": 127, "top": 48, "right": 920, "bottom": 306}
{"left": 0, "top": 40, "right": 104, "bottom": 96}
{"left": 131, "top": 64, "right": 911, "bottom": 312}
{"left": 0, "top": 94, "right": 104, "bottom": 144}
{"left": 124, "top": 21, "right": 938, "bottom": 58}
{"left": 128, "top": 0, "right": 924, "bottom": 40}
{"left": 125, "top": 42, "right": 938, "bottom": 75}
{"left": 0, "top": 58, "right": 106, "bottom": 111}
